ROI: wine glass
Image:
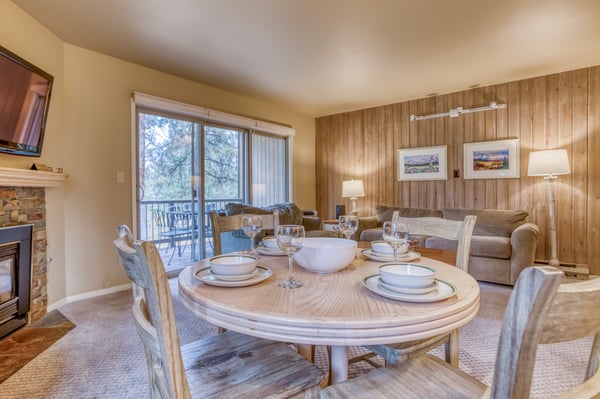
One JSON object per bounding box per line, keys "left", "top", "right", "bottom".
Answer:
{"left": 242, "top": 215, "right": 263, "bottom": 257}
{"left": 276, "top": 224, "right": 305, "bottom": 288}
{"left": 338, "top": 215, "right": 358, "bottom": 240}
{"left": 382, "top": 221, "right": 409, "bottom": 262}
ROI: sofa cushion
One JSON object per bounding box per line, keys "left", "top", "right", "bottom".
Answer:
{"left": 425, "top": 235, "right": 511, "bottom": 259}
{"left": 443, "top": 208, "right": 528, "bottom": 237}
{"left": 374, "top": 206, "right": 443, "bottom": 224}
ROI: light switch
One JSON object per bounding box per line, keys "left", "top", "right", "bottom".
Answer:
{"left": 117, "top": 171, "right": 125, "bottom": 184}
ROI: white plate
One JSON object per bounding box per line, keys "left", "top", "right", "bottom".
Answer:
{"left": 210, "top": 268, "right": 260, "bottom": 281}
{"left": 255, "top": 246, "right": 287, "bottom": 256}
{"left": 361, "top": 249, "right": 421, "bottom": 262}
{"left": 195, "top": 266, "right": 272, "bottom": 287}
{"left": 363, "top": 275, "right": 456, "bottom": 302}
{"left": 377, "top": 277, "right": 438, "bottom": 295}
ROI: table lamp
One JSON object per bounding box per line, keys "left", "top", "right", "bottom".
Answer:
{"left": 527, "top": 149, "right": 571, "bottom": 267}
{"left": 342, "top": 180, "right": 365, "bottom": 216}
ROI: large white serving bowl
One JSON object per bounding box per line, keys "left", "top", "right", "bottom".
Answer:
{"left": 209, "top": 254, "right": 258, "bottom": 276}
{"left": 294, "top": 237, "right": 357, "bottom": 273}
{"left": 379, "top": 263, "right": 436, "bottom": 288}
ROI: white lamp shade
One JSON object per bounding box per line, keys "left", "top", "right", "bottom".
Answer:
{"left": 342, "top": 180, "right": 365, "bottom": 198}
{"left": 527, "top": 149, "right": 571, "bottom": 177}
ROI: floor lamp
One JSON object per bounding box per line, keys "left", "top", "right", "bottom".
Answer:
{"left": 527, "top": 149, "right": 571, "bottom": 267}
{"left": 342, "top": 180, "right": 365, "bottom": 216}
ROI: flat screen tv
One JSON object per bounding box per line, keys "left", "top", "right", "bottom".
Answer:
{"left": 0, "top": 45, "right": 53, "bottom": 157}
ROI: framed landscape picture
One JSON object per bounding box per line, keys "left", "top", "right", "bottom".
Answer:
{"left": 397, "top": 145, "right": 447, "bottom": 181}
{"left": 463, "top": 139, "right": 520, "bottom": 179}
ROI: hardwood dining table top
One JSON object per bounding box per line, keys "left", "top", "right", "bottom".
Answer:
{"left": 178, "top": 244, "right": 479, "bottom": 383}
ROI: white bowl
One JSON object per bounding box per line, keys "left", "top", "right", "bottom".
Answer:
{"left": 262, "top": 236, "right": 279, "bottom": 249}
{"left": 209, "top": 254, "right": 258, "bottom": 276}
{"left": 378, "top": 263, "right": 436, "bottom": 288}
{"left": 294, "top": 237, "right": 357, "bottom": 273}
{"left": 371, "top": 240, "right": 408, "bottom": 255}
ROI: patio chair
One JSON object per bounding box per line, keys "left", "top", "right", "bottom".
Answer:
{"left": 152, "top": 207, "right": 193, "bottom": 264}
{"left": 321, "top": 265, "right": 600, "bottom": 398}
{"left": 112, "top": 225, "right": 323, "bottom": 399}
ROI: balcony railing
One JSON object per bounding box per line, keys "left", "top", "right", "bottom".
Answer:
{"left": 139, "top": 198, "right": 243, "bottom": 245}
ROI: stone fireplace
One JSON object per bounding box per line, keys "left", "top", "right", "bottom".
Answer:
{"left": 0, "top": 167, "right": 66, "bottom": 336}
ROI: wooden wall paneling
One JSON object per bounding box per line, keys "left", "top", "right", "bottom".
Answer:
{"left": 400, "top": 102, "right": 411, "bottom": 208}
{"left": 443, "top": 92, "right": 455, "bottom": 209}
{"left": 484, "top": 85, "right": 498, "bottom": 209}
{"left": 435, "top": 95, "right": 448, "bottom": 210}
{"left": 495, "top": 84, "right": 509, "bottom": 210}
{"left": 451, "top": 91, "right": 465, "bottom": 209}
{"left": 572, "top": 69, "right": 589, "bottom": 264}
{"left": 547, "top": 74, "right": 561, "bottom": 268}
{"left": 422, "top": 97, "right": 437, "bottom": 209}
{"left": 557, "top": 71, "right": 574, "bottom": 264}
{"left": 408, "top": 100, "right": 419, "bottom": 208}
{"left": 315, "top": 117, "right": 326, "bottom": 216}
{"left": 507, "top": 81, "right": 521, "bottom": 210}
{"left": 472, "top": 88, "right": 487, "bottom": 209}
{"left": 382, "top": 105, "right": 394, "bottom": 207}
{"left": 392, "top": 103, "right": 400, "bottom": 209}
{"left": 314, "top": 65, "right": 599, "bottom": 273}
{"left": 531, "top": 76, "right": 548, "bottom": 260}
{"left": 588, "top": 66, "right": 600, "bottom": 275}
{"left": 519, "top": 78, "right": 534, "bottom": 224}
{"left": 323, "top": 113, "right": 334, "bottom": 217}
{"left": 463, "top": 89, "right": 475, "bottom": 209}
{"left": 354, "top": 109, "right": 368, "bottom": 216}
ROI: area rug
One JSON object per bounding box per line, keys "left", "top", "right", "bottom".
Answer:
{"left": 0, "top": 280, "right": 591, "bottom": 398}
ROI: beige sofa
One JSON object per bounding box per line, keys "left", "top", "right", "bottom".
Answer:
{"left": 358, "top": 206, "right": 539, "bottom": 285}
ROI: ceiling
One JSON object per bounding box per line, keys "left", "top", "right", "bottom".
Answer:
{"left": 12, "top": 0, "right": 600, "bottom": 117}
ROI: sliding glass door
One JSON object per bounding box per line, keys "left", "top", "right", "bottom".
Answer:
{"left": 136, "top": 107, "right": 290, "bottom": 273}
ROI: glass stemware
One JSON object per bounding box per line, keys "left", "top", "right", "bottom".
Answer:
{"left": 276, "top": 224, "right": 305, "bottom": 288}
{"left": 242, "top": 215, "right": 263, "bottom": 257}
{"left": 382, "top": 221, "right": 409, "bottom": 262}
{"left": 338, "top": 215, "right": 359, "bottom": 240}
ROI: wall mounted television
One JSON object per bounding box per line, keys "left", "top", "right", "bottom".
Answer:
{"left": 0, "top": 45, "right": 53, "bottom": 157}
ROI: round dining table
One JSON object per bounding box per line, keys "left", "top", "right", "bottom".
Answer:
{"left": 178, "top": 246, "right": 480, "bottom": 384}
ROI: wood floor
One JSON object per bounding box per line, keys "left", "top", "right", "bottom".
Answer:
{"left": 0, "top": 310, "right": 75, "bottom": 383}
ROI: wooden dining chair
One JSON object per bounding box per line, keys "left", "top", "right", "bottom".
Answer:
{"left": 322, "top": 265, "right": 600, "bottom": 398}
{"left": 112, "top": 225, "right": 323, "bottom": 399}
{"left": 209, "top": 210, "right": 279, "bottom": 255}
{"left": 361, "top": 215, "right": 477, "bottom": 367}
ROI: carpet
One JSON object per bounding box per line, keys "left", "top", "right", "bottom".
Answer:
{"left": 0, "top": 280, "right": 592, "bottom": 398}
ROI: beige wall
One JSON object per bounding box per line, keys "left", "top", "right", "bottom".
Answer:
{"left": 2, "top": 1, "right": 317, "bottom": 303}
{"left": 0, "top": 1, "right": 67, "bottom": 306}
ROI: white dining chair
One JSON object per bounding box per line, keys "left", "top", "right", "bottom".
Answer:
{"left": 209, "top": 210, "right": 279, "bottom": 255}
{"left": 321, "top": 265, "right": 600, "bottom": 398}
{"left": 112, "top": 225, "right": 323, "bottom": 399}
{"left": 361, "top": 215, "right": 477, "bottom": 367}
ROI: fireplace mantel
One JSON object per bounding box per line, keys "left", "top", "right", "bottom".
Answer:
{"left": 0, "top": 166, "right": 67, "bottom": 187}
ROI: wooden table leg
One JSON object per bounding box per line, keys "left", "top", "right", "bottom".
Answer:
{"left": 446, "top": 329, "right": 459, "bottom": 366}
{"left": 297, "top": 344, "right": 314, "bottom": 362}
{"left": 330, "top": 345, "right": 348, "bottom": 383}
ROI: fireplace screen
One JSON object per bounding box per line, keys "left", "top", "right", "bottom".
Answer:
{"left": 0, "top": 226, "right": 32, "bottom": 338}
{"left": 0, "top": 256, "right": 15, "bottom": 305}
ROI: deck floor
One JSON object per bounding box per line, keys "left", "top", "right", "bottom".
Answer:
{"left": 156, "top": 238, "right": 214, "bottom": 277}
